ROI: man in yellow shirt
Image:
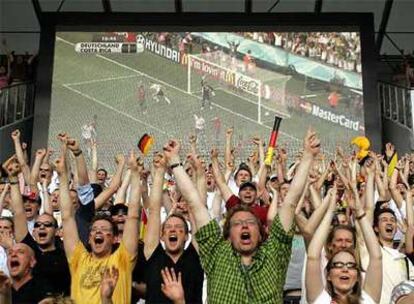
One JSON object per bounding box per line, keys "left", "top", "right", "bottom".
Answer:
{"left": 55, "top": 135, "right": 141, "bottom": 304}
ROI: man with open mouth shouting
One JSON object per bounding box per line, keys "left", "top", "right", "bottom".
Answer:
{"left": 55, "top": 140, "right": 141, "bottom": 304}
{"left": 143, "top": 152, "right": 204, "bottom": 304}
{"left": 2, "top": 152, "right": 71, "bottom": 297}
{"left": 161, "top": 128, "right": 320, "bottom": 304}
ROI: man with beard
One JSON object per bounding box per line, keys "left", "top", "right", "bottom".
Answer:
{"left": 162, "top": 128, "right": 320, "bottom": 303}
{"left": 56, "top": 146, "right": 141, "bottom": 304}
{"left": 144, "top": 152, "right": 203, "bottom": 304}
{"left": 8, "top": 243, "right": 53, "bottom": 303}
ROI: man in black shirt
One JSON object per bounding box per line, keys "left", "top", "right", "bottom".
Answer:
{"left": 8, "top": 243, "right": 52, "bottom": 303}
{"left": 22, "top": 213, "right": 70, "bottom": 295}
{"left": 12, "top": 194, "right": 70, "bottom": 296}
{"left": 144, "top": 152, "right": 204, "bottom": 304}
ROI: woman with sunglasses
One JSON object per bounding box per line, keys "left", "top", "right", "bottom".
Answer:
{"left": 306, "top": 184, "right": 382, "bottom": 304}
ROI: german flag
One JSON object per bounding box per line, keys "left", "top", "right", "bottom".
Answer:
{"left": 138, "top": 134, "right": 154, "bottom": 155}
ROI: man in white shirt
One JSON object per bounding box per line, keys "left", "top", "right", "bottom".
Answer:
{"left": 361, "top": 209, "right": 414, "bottom": 304}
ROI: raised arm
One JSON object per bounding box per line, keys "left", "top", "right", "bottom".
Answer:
{"left": 140, "top": 170, "right": 150, "bottom": 209}
{"left": 308, "top": 181, "right": 322, "bottom": 209}
{"left": 389, "top": 159, "right": 405, "bottom": 209}
{"left": 163, "top": 140, "right": 210, "bottom": 229}
{"left": 94, "top": 154, "right": 125, "bottom": 209}
{"left": 211, "top": 190, "right": 224, "bottom": 221}
{"left": 266, "top": 186, "right": 279, "bottom": 226}
{"left": 224, "top": 128, "right": 234, "bottom": 174}
{"left": 66, "top": 135, "right": 90, "bottom": 186}
{"left": 364, "top": 157, "right": 376, "bottom": 224}
{"left": 88, "top": 139, "right": 98, "bottom": 183}
{"left": 278, "top": 128, "right": 320, "bottom": 232}
{"left": 306, "top": 186, "right": 337, "bottom": 303}
{"left": 211, "top": 148, "right": 233, "bottom": 201}
{"left": 40, "top": 179, "right": 52, "bottom": 215}
{"left": 187, "top": 153, "right": 207, "bottom": 206}
{"left": 113, "top": 169, "right": 131, "bottom": 205}
{"left": 314, "top": 164, "right": 330, "bottom": 192}
{"left": 276, "top": 147, "right": 287, "bottom": 184}
{"left": 2, "top": 156, "right": 28, "bottom": 242}
{"left": 10, "top": 130, "right": 30, "bottom": 186}
{"left": 300, "top": 189, "right": 331, "bottom": 246}
{"left": 189, "top": 134, "right": 197, "bottom": 156}
{"left": 29, "top": 148, "right": 46, "bottom": 191}
{"left": 144, "top": 152, "right": 166, "bottom": 259}
{"left": 257, "top": 162, "right": 268, "bottom": 195}
{"left": 55, "top": 140, "right": 80, "bottom": 259}
{"left": 351, "top": 184, "right": 382, "bottom": 303}
{"left": 375, "top": 158, "right": 391, "bottom": 201}
{"left": 122, "top": 151, "right": 142, "bottom": 256}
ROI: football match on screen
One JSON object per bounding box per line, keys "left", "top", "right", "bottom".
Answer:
{"left": 50, "top": 31, "right": 364, "bottom": 170}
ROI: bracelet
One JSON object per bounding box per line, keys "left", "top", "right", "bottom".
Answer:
{"left": 356, "top": 212, "right": 366, "bottom": 220}
{"left": 73, "top": 150, "right": 83, "bottom": 157}
{"left": 8, "top": 180, "right": 19, "bottom": 185}
{"left": 170, "top": 162, "right": 183, "bottom": 170}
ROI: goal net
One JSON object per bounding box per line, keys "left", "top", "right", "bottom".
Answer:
{"left": 187, "top": 51, "right": 291, "bottom": 123}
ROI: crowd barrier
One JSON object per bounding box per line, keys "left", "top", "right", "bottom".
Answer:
{"left": 379, "top": 81, "right": 413, "bottom": 131}
{"left": 0, "top": 81, "right": 35, "bottom": 128}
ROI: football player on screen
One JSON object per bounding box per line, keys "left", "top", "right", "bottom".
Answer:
{"left": 137, "top": 82, "right": 147, "bottom": 114}
{"left": 150, "top": 83, "right": 171, "bottom": 105}
{"left": 201, "top": 77, "right": 215, "bottom": 110}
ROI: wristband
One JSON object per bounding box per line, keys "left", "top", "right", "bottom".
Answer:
{"left": 356, "top": 212, "right": 366, "bottom": 220}
{"left": 73, "top": 150, "right": 83, "bottom": 157}
{"left": 170, "top": 163, "right": 183, "bottom": 170}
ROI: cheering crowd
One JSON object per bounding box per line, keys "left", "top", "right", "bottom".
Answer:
{"left": 238, "top": 32, "right": 362, "bottom": 73}
{"left": 0, "top": 127, "right": 414, "bottom": 304}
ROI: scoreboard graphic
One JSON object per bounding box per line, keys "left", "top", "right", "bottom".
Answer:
{"left": 75, "top": 32, "right": 144, "bottom": 54}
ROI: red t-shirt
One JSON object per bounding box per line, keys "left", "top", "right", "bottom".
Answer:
{"left": 225, "top": 194, "right": 269, "bottom": 226}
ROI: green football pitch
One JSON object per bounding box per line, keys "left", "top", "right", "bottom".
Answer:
{"left": 49, "top": 32, "right": 363, "bottom": 171}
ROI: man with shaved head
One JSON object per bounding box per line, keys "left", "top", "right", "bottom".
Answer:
{"left": 8, "top": 243, "right": 52, "bottom": 303}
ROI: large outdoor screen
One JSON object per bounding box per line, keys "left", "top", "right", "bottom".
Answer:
{"left": 49, "top": 31, "right": 364, "bottom": 169}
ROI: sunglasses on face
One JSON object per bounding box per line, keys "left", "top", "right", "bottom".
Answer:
{"left": 34, "top": 222, "right": 54, "bottom": 228}
{"left": 331, "top": 261, "right": 357, "bottom": 270}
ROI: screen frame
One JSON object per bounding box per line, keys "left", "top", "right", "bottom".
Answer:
{"left": 33, "top": 12, "right": 380, "bottom": 151}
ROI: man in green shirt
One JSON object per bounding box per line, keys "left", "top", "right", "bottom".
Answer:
{"left": 162, "top": 128, "right": 320, "bottom": 304}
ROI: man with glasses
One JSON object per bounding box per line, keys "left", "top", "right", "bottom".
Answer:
{"left": 161, "top": 128, "right": 320, "bottom": 303}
